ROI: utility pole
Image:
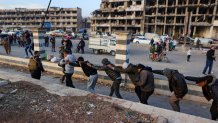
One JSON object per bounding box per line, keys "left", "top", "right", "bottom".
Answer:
{"left": 41, "top": 0, "right": 52, "bottom": 28}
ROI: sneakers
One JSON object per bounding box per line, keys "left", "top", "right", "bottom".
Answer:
{"left": 202, "top": 73, "right": 207, "bottom": 75}
{"left": 25, "top": 55, "right": 29, "bottom": 58}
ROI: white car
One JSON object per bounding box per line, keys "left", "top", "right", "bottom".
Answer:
{"left": 160, "top": 34, "right": 169, "bottom": 41}
{"left": 133, "top": 37, "right": 151, "bottom": 44}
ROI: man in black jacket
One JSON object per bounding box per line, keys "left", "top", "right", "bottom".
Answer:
{"left": 92, "top": 58, "right": 123, "bottom": 98}
{"left": 30, "top": 51, "right": 45, "bottom": 80}
{"left": 77, "top": 57, "right": 98, "bottom": 92}
{"left": 134, "top": 64, "right": 155, "bottom": 104}
{"left": 113, "top": 62, "right": 141, "bottom": 101}
{"left": 185, "top": 75, "right": 218, "bottom": 120}
{"left": 153, "top": 68, "right": 188, "bottom": 112}
{"left": 203, "top": 46, "right": 216, "bottom": 75}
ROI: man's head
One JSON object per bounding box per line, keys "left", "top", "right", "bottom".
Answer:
{"left": 63, "top": 49, "right": 70, "bottom": 57}
{"left": 34, "top": 51, "right": 40, "bottom": 57}
{"left": 101, "top": 58, "right": 111, "bottom": 65}
{"left": 137, "top": 64, "right": 144, "bottom": 72}
{"left": 78, "top": 56, "right": 84, "bottom": 62}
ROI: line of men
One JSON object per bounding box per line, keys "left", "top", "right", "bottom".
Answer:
{"left": 54, "top": 49, "right": 218, "bottom": 121}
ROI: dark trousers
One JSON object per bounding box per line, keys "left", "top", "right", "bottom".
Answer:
{"left": 65, "top": 73, "right": 75, "bottom": 88}
{"left": 169, "top": 93, "right": 181, "bottom": 112}
{"left": 210, "top": 100, "right": 218, "bottom": 120}
{"left": 187, "top": 55, "right": 191, "bottom": 62}
{"left": 81, "top": 47, "right": 84, "bottom": 54}
{"left": 25, "top": 45, "right": 33, "bottom": 56}
{"left": 135, "top": 86, "right": 153, "bottom": 104}
{"left": 51, "top": 43, "right": 55, "bottom": 52}
{"left": 109, "top": 80, "right": 122, "bottom": 99}
{"left": 203, "top": 59, "right": 213, "bottom": 74}
{"left": 31, "top": 74, "right": 41, "bottom": 80}
{"left": 45, "top": 41, "right": 49, "bottom": 47}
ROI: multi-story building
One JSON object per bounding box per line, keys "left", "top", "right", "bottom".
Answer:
{"left": 91, "top": 0, "right": 218, "bottom": 38}
{"left": 0, "top": 7, "right": 82, "bottom": 32}
{"left": 92, "top": 0, "right": 145, "bottom": 34}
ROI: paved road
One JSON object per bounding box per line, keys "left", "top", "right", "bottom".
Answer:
{"left": 0, "top": 38, "right": 217, "bottom": 78}
{"left": 0, "top": 65, "right": 212, "bottom": 119}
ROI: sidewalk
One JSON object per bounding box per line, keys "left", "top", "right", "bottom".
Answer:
{"left": 0, "top": 64, "right": 212, "bottom": 119}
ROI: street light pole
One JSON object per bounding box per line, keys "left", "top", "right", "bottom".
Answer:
{"left": 41, "top": 0, "right": 52, "bottom": 28}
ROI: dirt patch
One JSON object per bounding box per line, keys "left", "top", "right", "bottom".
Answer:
{"left": 0, "top": 81, "right": 155, "bottom": 123}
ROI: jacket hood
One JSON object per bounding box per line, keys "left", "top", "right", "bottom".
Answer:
{"left": 163, "top": 68, "right": 174, "bottom": 78}
{"left": 102, "top": 58, "right": 111, "bottom": 65}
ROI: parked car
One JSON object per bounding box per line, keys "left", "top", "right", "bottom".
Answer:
{"left": 0, "top": 34, "right": 8, "bottom": 45}
{"left": 178, "top": 36, "right": 194, "bottom": 44}
{"left": 160, "top": 34, "right": 169, "bottom": 41}
{"left": 46, "top": 29, "right": 65, "bottom": 37}
{"left": 194, "top": 37, "right": 214, "bottom": 47}
{"left": 144, "top": 33, "right": 161, "bottom": 42}
{"left": 133, "top": 37, "right": 151, "bottom": 44}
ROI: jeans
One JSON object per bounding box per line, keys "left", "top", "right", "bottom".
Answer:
{"left": 51, "top": 43, "right": 55, "bottom": 52}
{"left": 109, "top": 79, "right": 122, "bottom": 99}
{"left": 65, "top": 73, "right": 75, "bottom": 88}
{"left": 203, "top": 59, "right": 213, "bottom": 74}
{"left": 169, "top": 93, "right": 181, "bottom": 112}
{"left": 25, "top": 45, "right": 33, "bottom": 56}
{"left": 45, "top": 41, "right": 49, "bottom": 47}
{"left": 87, "top": 74, "right": 98, "bottom": 92}
{"left": 135, "top": 86, "right": 153, "bottom": 104}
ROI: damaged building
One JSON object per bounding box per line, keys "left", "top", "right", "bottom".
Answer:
{"left": 91, "top": 0, "right": 218, "bottom": 38}
{"left": 0, "top": 7, "right": 82, "bottom": 32}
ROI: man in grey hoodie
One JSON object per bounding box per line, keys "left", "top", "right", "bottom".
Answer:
{"left": 59, "top": 50, "right": 76, "bottom": 88}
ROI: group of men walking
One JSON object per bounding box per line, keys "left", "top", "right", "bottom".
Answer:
{"left": 39, "top": 49, "right": 216, "bottom": 120}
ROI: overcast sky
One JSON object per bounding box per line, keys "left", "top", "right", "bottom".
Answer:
{"left": 0, "top": 0, "right": 101, "bottom": 17}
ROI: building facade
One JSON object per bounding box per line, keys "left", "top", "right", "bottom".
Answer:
{"left": 0, "top": 7, "right": 82, "bottom": 32}
{"left": 91, "top": 0, "right": 218, "bottom": 38}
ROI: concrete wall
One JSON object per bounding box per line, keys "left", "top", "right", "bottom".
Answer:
{"left": 0, "top": 70, "right": 216, "bottom": 123}
{"left": 0, "top": 55, "right": 211, "bottom": 104}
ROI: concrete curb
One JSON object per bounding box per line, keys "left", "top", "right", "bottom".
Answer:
{"left": 0, "top": 55, "right": 210, "bottom": 104}
{"left": 0, "top": 70, "right": 215, "bottom": 123}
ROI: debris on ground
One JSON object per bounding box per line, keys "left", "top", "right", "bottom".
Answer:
{"left": 0, "top": 81, "right": 155, "bottom": 123}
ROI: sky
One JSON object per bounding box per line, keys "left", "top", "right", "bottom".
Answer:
{"left": 0, "top": 0, "right": 101, "bottom": 17}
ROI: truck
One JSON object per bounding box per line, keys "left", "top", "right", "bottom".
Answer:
{"left": 89, "top": 36, "right": 116, "bottom": 56}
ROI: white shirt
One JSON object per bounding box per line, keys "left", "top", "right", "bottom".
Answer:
{"left": 187, "top": 50, "right": 191, "bottom": 55}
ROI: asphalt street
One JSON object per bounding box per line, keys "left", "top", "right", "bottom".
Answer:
{"left": 0, "top": 38, "right": 217, "bottom": 78}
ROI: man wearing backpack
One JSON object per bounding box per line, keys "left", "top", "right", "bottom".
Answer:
{"left": 28, "top": 51, "right": 45, "bottom": 80}
{"left": 50, "top": 36, "right": 56, "bottom": 52}
{"left": 152, "top": 68, "right": 188, "bottom": 112}
{"left": 134, "top": 64, "right": 154, "bottom": 104}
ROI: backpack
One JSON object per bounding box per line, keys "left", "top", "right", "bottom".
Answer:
{"left": 28, "top": 57, "right": 37, "bottom": 71}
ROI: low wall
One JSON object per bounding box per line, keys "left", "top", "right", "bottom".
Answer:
{"left": 0, "top": 70, "right": 215, "bottom": 123}
{"left": 0, "top": 55, "right": 210, "bottom": 104}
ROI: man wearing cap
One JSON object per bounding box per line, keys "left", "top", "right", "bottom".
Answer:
{"left": 185, "top": 75, "right": 218, "bottom": 120}
{"left": 152, "top": 68, "right": 188, "bottom": 112}
{"left": 91, "top": 58, "right": 123, "bottom": 98}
